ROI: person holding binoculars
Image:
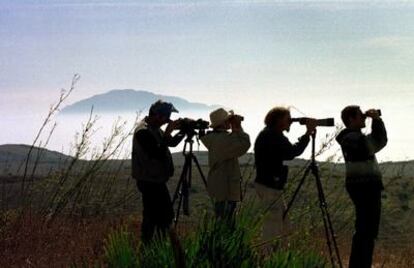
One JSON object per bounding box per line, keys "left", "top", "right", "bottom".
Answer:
{"left": 336, "top": 106, "right": 387, "bottom": 268}
{"left": 200, "top": 108, "right": 250, "bottom": 221}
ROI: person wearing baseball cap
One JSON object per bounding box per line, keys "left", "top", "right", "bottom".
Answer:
{"left": 148, "top": 100, "right": 179, "bottom": 119}
{"left": 200, "top": 108, "right": 250, "bottom": 222}
{"left": 132, "top": 100, "right": 185, "bottom": 243}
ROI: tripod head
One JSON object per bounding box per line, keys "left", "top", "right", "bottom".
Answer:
{"left": 182, "top": 131, "right": 197, "bottom": 155}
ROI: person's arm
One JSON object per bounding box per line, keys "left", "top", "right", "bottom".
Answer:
{"left": 227, "top": 130, "right": 251, "bottom": 158}
{"left": 279, "top": 134, "right": 310, "bottom": 160}
{"left": 163, "top": 119, "right": 185, "bottom": 147}
{"left": 279, "top": 117, "right": 316, "bottom": 160}
{"left": 209, "top": 131, "right": 251, "bottom": 162}
{"left": 367, "top": 118, "right": 387, "bottom": 153}
{"left": 165, "top": 131, "right": 186, "bottom": 147}
{"left": 205, "top": 115, "right": 250, "bottom": 162}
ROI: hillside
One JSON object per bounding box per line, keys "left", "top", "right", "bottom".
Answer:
{"left": 2, "top": 144, "right": 414, "bottom": 181}
{"left": 0, "top": 144, "right": 309, "bottom": 165}
{"left": 0, "top": 144, "right": 72, "bottom": 163}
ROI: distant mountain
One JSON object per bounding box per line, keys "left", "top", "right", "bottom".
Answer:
{"left": 60, "top": 89, "right": 220, "bottom": 114}
{"left": 0, "top": 144, "right": 72, "bottom": 163}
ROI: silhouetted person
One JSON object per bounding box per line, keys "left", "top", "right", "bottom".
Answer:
{"left": 132, "top": 100, "right": 185, "bottom": 243}
{"left": 200, "top": 108, "right": 250, "bottom": 221}
{"left": 336, "top": 106, "right": 387, "bottom": 268}
{"left": 254, "top": 107, "right": 316, "bottom": 238}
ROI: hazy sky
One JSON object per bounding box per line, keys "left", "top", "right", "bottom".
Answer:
{"left": 1, "top": 1, "right": 414, "bottom": 159}
{"left": 1, "top": 1, "right": 414, "bottom": 111}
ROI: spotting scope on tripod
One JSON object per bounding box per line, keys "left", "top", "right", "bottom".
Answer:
{"left": 171, "top": 118, "right": 208, "bottom": 227}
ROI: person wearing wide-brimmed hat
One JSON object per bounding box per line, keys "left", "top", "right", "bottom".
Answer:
{"left": 132, "top": 100, "right": 185, "bottom": 243}
{"left": 200, "top": 108, "right": 250, "bottom": 220}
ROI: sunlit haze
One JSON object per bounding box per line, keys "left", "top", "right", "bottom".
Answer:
{"left": 1, "top": 1, "right": 414, "bottom": 161}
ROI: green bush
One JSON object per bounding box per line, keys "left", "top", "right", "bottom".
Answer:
{"left": 183, "top": 201, "right": 262, "bottom": 268}
{"left": 139, "top": 234, "right": 176, "bottom": 268}
{"left": 102, "top": 200, "right": 328, "bottom": 268}
{"left": 103, "top": 226, "right": 137, "bottom": 267}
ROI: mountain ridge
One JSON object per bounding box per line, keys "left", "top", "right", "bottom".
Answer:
{"left": 60, "top": 89, "right": 221, "bottom": 114}
{"left": 0, "top": 144, "right": 73, "bottom": 163}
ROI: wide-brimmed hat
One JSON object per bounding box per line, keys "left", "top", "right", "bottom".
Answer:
{"left": 209, "top": 108, "right": 234, "bottom": 128}
{"left": 149, "top": 100, "right": 179, "bottom": 118}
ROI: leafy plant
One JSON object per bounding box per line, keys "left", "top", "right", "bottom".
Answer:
{"left": 104, "top": 226, "right": 137, "bottom": 268}
{"left": 102, "top": 200, "right": 328, "bottom": 268}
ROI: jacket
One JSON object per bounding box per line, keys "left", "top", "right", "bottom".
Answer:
{"left": 200, "top": 129, "right": 251, "bottom": 201}
{"left": 132, "top": 119, "right": 184, "bottom": 183}
{"left": 254, "top": 127, "right": 310, "bottom": 189}
{"left": 336, "top": 118, "right": 387, "bottom": 188}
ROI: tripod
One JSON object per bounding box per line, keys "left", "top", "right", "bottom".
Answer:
{"left": 283, "top": 133, "right": 343, "bottom": 268}
{"left": 172, "top": 131, "right": 207, "bottom": 227}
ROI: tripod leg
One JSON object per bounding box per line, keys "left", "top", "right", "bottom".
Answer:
{"left": 174, "top": 188, "right": 184, "bottom": 228}
{"left": 174, "top": 167, "right": 191, "bottom": 227}
{"left": 318, "top": 194, "right": 336, "bottom": 267}
{"left": 191, "top": 154, "right": 208, "bottom": 187}
{"left": 314, "top": 173, "right": 343, "bottom": 268}
{"left": 188, "top": 154, "right": 193, "bottom": 188}
{"left": 328, "top": 217, "right": 343, "bottom": 268}
{"left": 324, "top": 207, "right": 343, "bottom": 268}
{"left": 283, "top": 164, "right": 312, "bottom": 220}
{"left": 173, "top": 156, "right": 191, "bottom": 227}
{"left": 172, "top": 160, "right": 189, "bottom": 204}
{"left": 183, "top": 171, "right": 190, "bottom": 215}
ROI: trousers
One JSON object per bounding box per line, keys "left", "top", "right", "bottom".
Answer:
{"left": 136, "top": 180, "right": 174, "bottom": 243}
{"left": 346, "top": 183, "right": 382, "bottom": 268}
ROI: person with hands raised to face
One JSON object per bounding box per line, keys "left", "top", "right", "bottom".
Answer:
{"left": 336, "top": 106, "right": 387, "bottom": 268}
{"left": 200, "top": 108, "right": 250, "bottom": 222}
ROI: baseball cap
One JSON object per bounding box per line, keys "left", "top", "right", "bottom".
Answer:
{"left": 149, "top": 100, "right": 179, "bottom": 118}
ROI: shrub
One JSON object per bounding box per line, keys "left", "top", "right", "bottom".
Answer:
{"left": 103, "top": 226, "right": 137, "bottom": 268}
{"left": 102, "top": 200, "right": 328, "bottom": 267}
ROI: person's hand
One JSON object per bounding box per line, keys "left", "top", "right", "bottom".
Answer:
{"left": 229, "top": 114, "right": 243, "bottom": 124}
{"left": 165, "top": 119, "right": 182, "bottom": 135}
{"left": 305, "top": 118, "right": 317, "bottom": 135}
{"left": 229, "top": 115, "right": 243, "bottom": 131}
{"left": 365, "top": 109, "right": 380, "bottom": 119}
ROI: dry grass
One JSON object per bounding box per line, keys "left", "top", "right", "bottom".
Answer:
{"left": 0, "top": 211, "right": 141, "bottom": 267}
{"left": 1, "top": 212, "right": 412, "bottom": 267}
